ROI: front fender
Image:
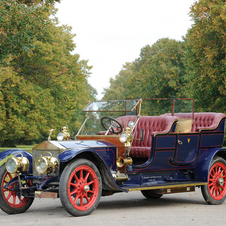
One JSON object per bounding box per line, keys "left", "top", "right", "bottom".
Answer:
{"left": 194, "top": 148, "right": 226, "bottom": 182}
{"left": 0, "top": 149, "right": 33, "bottom": 174}
{"left": 58, "top": 149, "right": 125, "bottom": 192}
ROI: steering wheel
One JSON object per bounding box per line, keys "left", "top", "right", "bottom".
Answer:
{"left": 101, "top": 116, "right": 123, "bottom": 134}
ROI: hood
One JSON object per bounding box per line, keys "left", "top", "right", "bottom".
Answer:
{"left": 33, "top": 139, "right": 115, "bottom": 151}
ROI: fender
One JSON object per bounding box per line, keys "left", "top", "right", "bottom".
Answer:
{"left": 194, "top": 148, "right": 226, "bottom": 182}
{"left": 58, "top": 148, "right": 126, "bottom": 192}
{"left": 0, "top": 149, "right": 33, "bottom": 174}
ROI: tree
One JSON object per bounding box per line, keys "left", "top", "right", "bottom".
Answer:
{"left": 102, "top": 62, "right": 133, "bottom": 100}
{"left": 128, "top": 38, "right": 186, "bottom": 100}
{"left": 184, "top": 0, "right": 226, "bottom": 112}
{"left": 102, "top": 38, "right": 186, "bottom": 115}
{"left": 0, "top": 0, "right": 60, "bottom": 63}
{"left": 0, "top": 1, "right": 94, "bottom": 146}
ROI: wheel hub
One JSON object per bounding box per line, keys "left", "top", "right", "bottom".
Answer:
{"left": 218, "top": 177, "right": 224, "bottom": 187}
{"left": 84, "top": 185, "right": 90, "bottom": 192}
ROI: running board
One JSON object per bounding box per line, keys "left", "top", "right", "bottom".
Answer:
{"left": 121, "top": 182, "right": 207, "bottom": 193}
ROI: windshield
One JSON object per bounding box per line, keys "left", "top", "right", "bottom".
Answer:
{"left": 77, "top": 98, "right": 194, "bottom": 136}
{"left": 83, "top": 99, "right": 141, "bottom": 112}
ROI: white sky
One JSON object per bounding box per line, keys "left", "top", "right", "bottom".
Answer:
{"left": 56, "top": 0, "right": 196, "bottom": 100}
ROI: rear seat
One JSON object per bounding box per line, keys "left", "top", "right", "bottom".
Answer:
{"left": 116, "top": 115, "right": 177, "bottom": 158}
{"left": 162, "top": 112, "right": 226, "bottom": 132}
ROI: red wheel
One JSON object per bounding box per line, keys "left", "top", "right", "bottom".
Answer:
{"left": 201, "top": 157, "right": 226, "bottom": 205}
{"left": 0, "top": 164, "right": 34, "bottom": 214}
{"left": 59, "top": 159, "right": 102, "bottom": 216}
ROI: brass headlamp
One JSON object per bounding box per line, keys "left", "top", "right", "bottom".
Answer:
{"left": 35, "top": 151, "right": 59, "bottom": 174}
{"left": 119, "top": 126, "right": 134, "bottom": 147}
{"left": 6, "top": 153, "right": 30, "bottom": 173}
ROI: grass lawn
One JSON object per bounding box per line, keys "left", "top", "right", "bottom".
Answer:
{"left": 0, "top": 145, "right": 35, "bottom": 153}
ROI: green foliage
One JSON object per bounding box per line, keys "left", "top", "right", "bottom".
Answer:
{"left": 0, "top": 1, "right": 95, "bottom": 146}
{"left": 183, "top": 0, "right": 226, "bottom": 112}
{"left": 129, "top": 38, "right": 186, "bottom": 100}
{"left": 103, "top": 38, "right": 186, "bottom": 115}
{"left": 0, "top": 0, "right": 60, "bottom": 62}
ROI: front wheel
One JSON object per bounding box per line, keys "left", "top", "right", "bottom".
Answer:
{"left": 0, "top": 164, "right": 34, "bottom": 214}
{"left": 59, "top": 159, "right": 102, "bottom": 217}
{"left": 201, "top": 157, "right": 226, "bottom": 205}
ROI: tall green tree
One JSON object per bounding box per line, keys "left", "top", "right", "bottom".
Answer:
{"left": 184, "top": 0, "right": 226, "bottom": 112}
{"left": 103, "top": 62, "right": 133, "bottom": 100}
{"left": 128, "top": 38, "right": 186, "bottom": 100}
{"left": 0, "top": 1, "right": 94, "bottom": 146}
{"left": 103, "top": 38, "right": 186, "bottom": 115}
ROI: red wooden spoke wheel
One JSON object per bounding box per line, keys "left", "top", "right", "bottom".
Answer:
{"left": 0, "top": 164, "right": 34, "bottom": 214}
{"left": 67, "top": 165, "right": 99, "bottom": 211}
{"left": 208, "top": 162, "right": 226, "bottom": 200}
{"left": 60, "top": 159, "right": 102, "bottom": 216}
{"left": 202, "top": 157, "right": 226, "bottom": 205}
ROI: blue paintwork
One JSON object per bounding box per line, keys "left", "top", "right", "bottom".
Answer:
{"left": 193, "top": 148, "right": 226, "bottom": 182}
{"left": 58, "top": 140, "right": 115, "bottom": 149}
{"left": 57, "top": 140, "right": 117, "bottom": 170}
{"left": 58, "top": 147, "right": 117, "bottom": 171}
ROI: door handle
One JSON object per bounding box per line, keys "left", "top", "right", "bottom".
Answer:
{"left": 178, "top": 140, "right": 183, "bottom": 145}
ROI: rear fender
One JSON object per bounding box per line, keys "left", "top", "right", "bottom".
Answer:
{"left": 194, "top": 148, "right": 226, "bottom": 182}
{"left": 58, "top": 149, "right": 125, "bottom": 192}
{"left": 0, "top": 149, "right": 33, "bottom": 174}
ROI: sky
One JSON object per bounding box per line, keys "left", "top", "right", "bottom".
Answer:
{"left": 56, "top": 0, "right": 196, "bottom": 100}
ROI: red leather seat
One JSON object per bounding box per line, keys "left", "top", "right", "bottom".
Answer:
{"left": 116, "top": 115, "right": 177, "bottom": 158}
{"left": 162, "top": 112, "right": 226, "bottom": 132}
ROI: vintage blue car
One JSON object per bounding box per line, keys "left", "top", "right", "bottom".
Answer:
{"left": 0, "top": 98, "right": 226, "bottom": 216}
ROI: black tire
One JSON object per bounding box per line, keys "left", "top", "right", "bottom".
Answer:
{"left": 0, "top": 164, "right": 34, "bottom": 214}
{"left": 201, "top": 157, "right": 226, "bottom": 205}
{"left": 141, "top": 190, "right": 163, "bottom": 199}
{"left": 59, "top": 159, "right": 102, "bottom": 217}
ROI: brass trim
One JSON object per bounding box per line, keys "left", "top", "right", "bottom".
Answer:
{"left": 123, "top": 182, "right": 207, "bottom": 192}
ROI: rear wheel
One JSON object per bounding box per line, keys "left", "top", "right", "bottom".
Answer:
{"left": 141, "top": 190, "right": 163, "bottom": 199}
{"left": 201, "top": 157, "right": 226, "bottom": 205}
{"left": 0, "top": 164, "right": 34, "bottom": 214}
{"left": 59, "top": 159, "right": 102, "bottom": 216}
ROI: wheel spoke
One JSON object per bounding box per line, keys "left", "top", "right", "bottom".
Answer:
{"left": 73, "top": 173, "right": 79, "bottom": 182}
{"left": 6, "top": 191, "right": 12, "bottom": 201}
{"left": 70, "top": 182, "right": 77, "bottom": 187}
{"left": 70, "top": 188, "right": 78, "bottom": 196}
{"left": 84, "top": 172, "right": 90, "bottom": 182}
{"left": 80, "top": 169, "right": 83, "bottom": 180}
{"left": 208, "top": 182, "right": 214, "bottom": 187}
{"left": 80, "top": 195, "right": 84, "bottom": 206}
{"left": 4, "top": 179, "right": 9, "bottom": 184}
{"left": 72, "top": 194, "right": 80, "bottom": 205}
{"left": 218, "top": 167, "right": 222, "bottom": 174}
{"left": 87, "top": 180, "right": 94, "bottom": 186}
{"left": 12, "top": 194, "right": 16, "bottom": 205}
{"left": 88, "top": 190, "right": 94, "bottom": 194}
{"left": 84, "top": 193, "right": 89, "bottom": 203}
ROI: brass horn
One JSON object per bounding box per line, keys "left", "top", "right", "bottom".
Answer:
{"left": 116, "top": 156, "right": 133, "bottom": 168}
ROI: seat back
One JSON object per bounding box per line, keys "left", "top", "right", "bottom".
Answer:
{"left": 162, "top": 112, "right": 226, "bottom": 132}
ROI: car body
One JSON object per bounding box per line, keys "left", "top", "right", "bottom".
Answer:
{"left": 0, "top": 98, "right": 226, "bottom": 216}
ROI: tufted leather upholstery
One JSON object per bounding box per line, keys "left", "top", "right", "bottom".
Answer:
{"left": 162, "top": 113, "right": 226, "bottom": 132}
{"left": 116, "top": 115, "right": 177, "bottom": 158}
